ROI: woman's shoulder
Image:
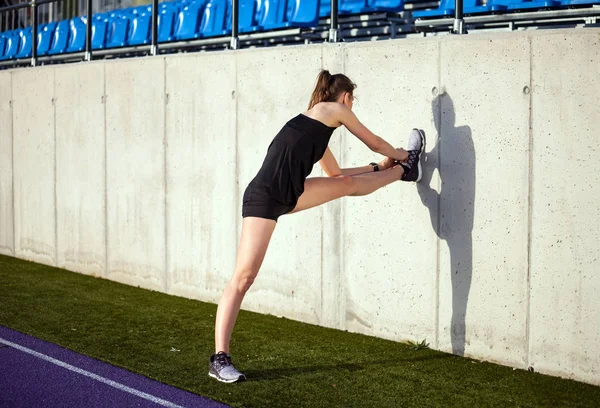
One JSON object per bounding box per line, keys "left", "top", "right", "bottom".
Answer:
{"left": 306, "top": 102, "right": 345, "bottom": 123}
{"left": 313, "top": 101, "right": 343, "bottom": 114}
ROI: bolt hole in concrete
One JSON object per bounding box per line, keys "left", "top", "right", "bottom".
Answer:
{"left": 523, "top": 86, "right": 531, "bottom": 95}
{"left": 432, "top": 87, "right": 439, "bottom": 96}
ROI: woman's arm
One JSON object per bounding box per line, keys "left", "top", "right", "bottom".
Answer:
{"left": 334, "top": 104, "right": 408, "bottom": 162}
{"left": 319, "top": 147, "right": 397, "bottom": 177}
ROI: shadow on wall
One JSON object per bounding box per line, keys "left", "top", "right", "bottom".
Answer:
{"left": 417, "top": 93, "right": 475, "bottom": 357}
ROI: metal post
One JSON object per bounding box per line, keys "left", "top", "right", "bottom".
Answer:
{"left": 31, "top": 0, "right": 38, "bottom": 66}
{"left": 85, "top": 0, "right": 92, "bottom": 60}
{"left": 230, "top": 0, "right": 239, "bottom": 49}
{"left": 452, "top": 0, "right": 466, "bottom": 34}
{"left": 151, "top": 0, "right": 158, "bottom": 55}
{"left": 329, "top": 0, "right": 339, "bottom": 42}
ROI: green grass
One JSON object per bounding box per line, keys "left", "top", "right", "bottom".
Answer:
{"left": 1, "top": 254, "right": 598, "bottom": 408}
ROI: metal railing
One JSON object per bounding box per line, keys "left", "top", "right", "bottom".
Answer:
{"left": 1, "top": 0, "right": 468, "bottom": 68}
{"left": 0, "top": 0, "right": 135, "bottom": 32}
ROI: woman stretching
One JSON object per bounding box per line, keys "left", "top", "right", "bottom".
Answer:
{"left": 209, "top": 70, "right": 426, "bottom": 383}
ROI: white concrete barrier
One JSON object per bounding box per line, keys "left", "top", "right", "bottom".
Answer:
{"left": 55, "top": 63, "right": 106, "bottom": 277}
{"left": 12, "top": 67, "right": 56, "bottom": 266}
{"left": 437, "top": 33, "right": 531, "bottom": 366}
{"left": 236, "top": 46, "right": 326, "bottom": 325}
{"left": 343, "top": 39, "right": 441, "bottom": 345}
{"left": 0, "top": 72, "right": 12, "bottom": 256}
{"left": 105, "top": 58, "right": 166, "bottom": 291}
{"left": 529, "top": 30, "right": 600, "bottom": 386}
{"left": 164, "top": 53, "right": 237, "bottom": 303}
{"left": 2, "top": 28, "right": 599, "bottom": 386}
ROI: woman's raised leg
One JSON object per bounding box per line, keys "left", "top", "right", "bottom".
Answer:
{"left": 289, "top": 166, "right": 404, "bottom": 215}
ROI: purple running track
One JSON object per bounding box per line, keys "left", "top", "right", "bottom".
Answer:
{"left": 0, "top": 325, "right": 229, "bottom": 408}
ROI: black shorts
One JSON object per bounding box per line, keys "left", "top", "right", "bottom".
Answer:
{"left": 242, "top": 183, "right": 297, "bottom": 222}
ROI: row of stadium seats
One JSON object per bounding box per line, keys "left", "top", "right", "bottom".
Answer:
{"left": 1, "top": 0, "right": 598, "bottom": 60}
{"left": 0, "top": 0, "right": 405, "bottom": 60}
{"left": 414, "top": 0, "right": 598, "bottom": 18}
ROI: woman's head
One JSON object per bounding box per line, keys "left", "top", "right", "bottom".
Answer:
{"left": 308, "top": 70, "right": 357, "bottom": 110}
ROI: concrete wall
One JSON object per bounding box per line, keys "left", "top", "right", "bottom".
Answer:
{"left": 0, "top": 71, "right": 12, "bottom": 256}
{"left": 1, "top": 28, "right": 598, "bottom": 386}
{"left": 55, "top": 63, "right": 106, "bottom": 276}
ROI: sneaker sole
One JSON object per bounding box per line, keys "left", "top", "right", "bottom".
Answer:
{"left": 414, "top": 129, "right": 426, "bottom": 183}
{"left": 208, "top": 371, "right": 246, "bottom": 384}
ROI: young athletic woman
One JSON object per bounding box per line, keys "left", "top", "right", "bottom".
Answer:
{"left": 209, "top": 70, "right": 426, "bottom": 383}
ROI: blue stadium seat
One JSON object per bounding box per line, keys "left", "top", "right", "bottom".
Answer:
{"left": 92, "top": 18, "right": 108, "bottom": 49}
{"left": 0, "top": 35, "right": 6, "bottom": 59}
{"left": 413, "top": 0, "right": 507, "bottom": 18}
{"left": 258, "top": 0, "right": 319, "bottom": 30}
{"left": 224, "top": 0, "right": 262, "bottom": 33}
{"left": 105, "top": 15, "right": 130, "bottom": 48}
{"left": 15, "top": 27, "right": 32, "bottom": 59}
{"left": 48, "top": 20, "right": 70, "bottom": 55}
{"left": 340, "top": 0, "right": 367, "bottom": 14}
{"left": 159, "top": 2, "right": 179, "bottom": 41}
{"left": 199, "top": 0, "right": 229, "bottom": 37}
{"left": 67, "top": 17, "right": 86, "bottom": 52}
{"left": 558, "top": 0, "right": 598, "bottom": 5}
{"left": 257, "top": 0, "right": 287, "bottom": 29}
{"left": 490, "top": 0, "right": 559, "bottom": 9}
{"left": 288, "top": 0, "right": 320, "bottom": 26}
{"left": 466, "top": 0, "right": 507, "bottom": 13}
{"left": 2, "top": 30, "right": 20, "bottom": 60}
{"left": 173, "top": 2, "right": 206, "bottom": 39}
{"left": 362, "top": 0, "right": 404, "bottom": 12}
{"left": 128, "top": 12, "right": 152, "bottom": 45}
{"left": 0, "top": 31, "right": 12, "bottom": 60}
{"left": 239, "top": 0, "right": 261, "bottom": 32}
{"left": 38, "top": 22, "right": 58, "bottom": 56}
{"left": 319, "top": 0, "right": 331, "bottom": 17}
{"left": 321, "top": 0, "right": 376, "bottom": 17}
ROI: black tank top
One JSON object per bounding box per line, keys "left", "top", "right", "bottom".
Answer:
{"left": 249, "top": 114, "right": 336, "bottom": 206}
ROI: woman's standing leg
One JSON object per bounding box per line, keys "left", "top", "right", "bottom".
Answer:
{"left": 210, "top": 216, "right": 276, "bottom": 382}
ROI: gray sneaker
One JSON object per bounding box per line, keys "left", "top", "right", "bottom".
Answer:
{"left": 400, "top": 129, "right": 426, "bottom": 183}
{"left": 209, "top": 352, "right": 246, "bottom": 383}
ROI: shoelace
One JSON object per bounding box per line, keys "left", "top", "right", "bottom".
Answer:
{"left": 215, "top": 353, "right": 232, "bottom": 368}
{"left": 406, "top": 150, "right": 420, "bottom": 168}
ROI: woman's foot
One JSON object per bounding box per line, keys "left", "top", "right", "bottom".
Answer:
{"left": 399, "top": 129, "right": 426, "bottom": 183}
{"left": 209, "top": 351, "right": 246, "bottom": 383}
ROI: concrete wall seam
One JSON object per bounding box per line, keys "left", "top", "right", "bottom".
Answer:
{"left": 53, "top": 68, "right": 58, "bottom": 268}
{"left": 104, "top": 62, "right": 109, "bottom": 280}
{"left": 164, "top": 57, "right": 169, "bottom": 294}
{"left": 525, "top": 35, "right": 534, "bottom": 371}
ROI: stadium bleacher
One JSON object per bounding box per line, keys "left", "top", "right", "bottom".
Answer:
{"left": 0, "top": 0, "right": 598, "bottom": 63}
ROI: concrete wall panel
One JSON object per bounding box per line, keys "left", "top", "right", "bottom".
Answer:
{"left": 6, "top": 28, "right": 600, "bottom": 386}
{"left": 12, "top": 68, "right": 56, "bottom": 266}
{"left": 236, "top": 46, "right": 324, "bottom": 324}
{"left": 0, "top": 72, "right": 13, "bottom": 256}
{"left": 105, "top": 58, "right": 166, "bottom": 291}
{"left": 165, "top": 53, "right": 237, "bottom": 302}
{"left": 320, "top": 44, "right": 346, "bottom": 330}
{"left": 55, "top": 63, "right": 106, "bottom": 277}
{"left": 342, "top": 40, "right": 440, "bottom": 343}
{"left": 438, "top": 34, "right": 531, "bottom": 365}
{"left": 529, "top": 31, "right": 600, "bottom": 384}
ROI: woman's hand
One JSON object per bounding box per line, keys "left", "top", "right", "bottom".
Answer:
{"left": 394, "top": 148, "right": 409, "bottom": 162}
{"left": 378, "top": 156, "right": 396, "bottom": 171}
{"left": 378, "top": 148, "right": 408, "bottom": 170}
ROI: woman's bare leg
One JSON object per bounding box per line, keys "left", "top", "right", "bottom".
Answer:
{"left": 289, "top": 166, "right": 404, "bottom": 214}
{"left": 214, "top": 216, "right": 276, "bottom": 353}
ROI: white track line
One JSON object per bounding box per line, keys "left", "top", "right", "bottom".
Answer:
{"left": 0, "top": 337, "right": 186, "bottom": 408}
